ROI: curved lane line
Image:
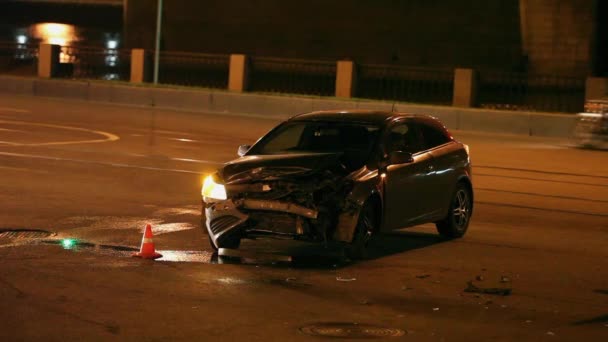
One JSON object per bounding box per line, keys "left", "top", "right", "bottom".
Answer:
{"left": 0, "top": 120, "right": 119, "bottom": 146}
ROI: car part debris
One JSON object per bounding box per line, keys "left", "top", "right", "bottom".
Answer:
{"left": 464, "top": 281, "right": 512, "bottom": 296}
{"left": 336, "top": 276, "right": 357, "bottom": 282}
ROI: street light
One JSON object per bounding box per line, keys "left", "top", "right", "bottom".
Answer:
{"left": 153, "top": 0, "right": 163, "bottom": 84}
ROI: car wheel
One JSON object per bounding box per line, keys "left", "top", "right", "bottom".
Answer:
{"left": 436, "top": 183, "right": 472, "bottom": 238}
{"left": 346, "top": 202, "right": 376, "bottom": 260}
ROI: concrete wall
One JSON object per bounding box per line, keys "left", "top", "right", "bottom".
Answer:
{"left": 0, "top": 75, "right": 576, "bottom": 138}
{"left": 125, "top": 0, "right": 522, "bottom": 71}
{"left": 520, "top": 0, "right": 596, "bottom": 77}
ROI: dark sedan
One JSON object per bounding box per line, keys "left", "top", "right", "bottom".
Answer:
{"left": 201, "top": 110, "right": 473, "bottom": 258}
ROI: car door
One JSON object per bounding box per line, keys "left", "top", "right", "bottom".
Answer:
{"left": 418, "top": 121, "right": 458, "bottom": 219}
{"left": 382, "top": 120, "right": 436, "bottom": 231}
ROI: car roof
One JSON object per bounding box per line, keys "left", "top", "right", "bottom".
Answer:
{"left": 289, "top": 110, "right": 438, "bottom": 126}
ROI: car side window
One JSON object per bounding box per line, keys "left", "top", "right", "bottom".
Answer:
{"left": 386, "top": 122, "right": 423, "bottom": 154}
{"left": 419, "top": 123, "right": 451, "bottom": 149}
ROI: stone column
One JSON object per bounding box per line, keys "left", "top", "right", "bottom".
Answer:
{"left": 38, "top": 44, "right": 60, "bottom": 78}
{"left": 228, "top": 54, "right": 248, "bottom": 92}
{"left": 452, "top": 68, "right": 477, "bottom": 107}
{"left": 585, "top": 77, "right": 608, "bottom": 100}
{"left": 130, "top": 49, "right": 150, "bottom": 83}
{"left": 335, "top": 60, "right": 356, "bottom": 98}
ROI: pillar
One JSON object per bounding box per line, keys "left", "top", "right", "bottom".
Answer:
{"left": 228, "top": 54, "right": 248, "bottom": 92}
{"left": 335, "top": 60, "right": 356, "bottom": 98}
{"left": 585, "top": 77, "right": 608, "bottom": 100}
{"left": 130, "top": 49, "right": 150, "bottom": 83}
{"left": 453, "top": 68, "right": 477, "bottom": 107}
{"left": 38, "top": 44, "right": 60, "bottom": 78}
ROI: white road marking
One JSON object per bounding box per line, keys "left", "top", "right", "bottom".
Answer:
{"left": 0, "top": 107, "right": 30, "bottom": 114}
{"left": 0, "top": 127, "right": 26, "bottom": 133}
{"left": 168, "top": 137, "right": 198, "bottom": 143}
{"left": 0, "top": 120, "right": 119, "bottom": 146}
{"left": 0, "top": 151, "right": 211, "bottom": 174}
{"left": 0, "top": 165, "right": 49, "bottom": 173}
{"left": 0, "top": 141, "right": 20, "bottom": 146}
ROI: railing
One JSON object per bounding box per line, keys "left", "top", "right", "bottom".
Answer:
{"left": 477, "top": 71, "right": 585, "bottom": 113}
{"left": 57, "top": 45, "right": 130, "bottom": 80}
{"left": 158, "top": 51, "right": 229, "bottom": 89}
{"left": 0, "top": 41, "right": 38, "bottom": 76}
{"left": 356, "top": 64, "right": 454, "bottom": 105}
{"left": 248, "top": 56, "right": 336, "bottom": 96}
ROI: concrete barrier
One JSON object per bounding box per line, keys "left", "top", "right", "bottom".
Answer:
{"left": 0, "top": 75, "right": 577, "bottom": 138}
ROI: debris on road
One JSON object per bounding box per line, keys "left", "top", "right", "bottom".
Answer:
{"left": 546, "top": 331, "right": 555, "bottom": 336}
{"left": 433, "top": 308, "right": 439, "bottom": 311}
{"left": 464, "top": 281, "right": 512, "bottom": 296}
{"left": 500, "top": 276, "right": 511, "bottom": 283}
{"left": 336, "top": 276, "right": 357, "bottom": 282}
{"left": 476, "top": 275, "right": 484, "bottom": 281}
{"left": 416, "top": 274, "right": 431, "bottom": 279}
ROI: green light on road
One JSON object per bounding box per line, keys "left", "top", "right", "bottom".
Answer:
{"left": 61, "top": 238, "right": 77, "bottom": 249}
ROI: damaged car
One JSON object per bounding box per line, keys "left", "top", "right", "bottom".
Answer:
{"left": 201, "top": 110, "right": 473, "bottom": 258}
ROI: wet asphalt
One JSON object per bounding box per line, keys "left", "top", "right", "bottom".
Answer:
{"left": 0, "top": 94, "right": 607, "bottom": 341}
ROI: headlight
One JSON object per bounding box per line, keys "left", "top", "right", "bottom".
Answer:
{"left": 202, "top": 174, "right": 227, "bottom": 201}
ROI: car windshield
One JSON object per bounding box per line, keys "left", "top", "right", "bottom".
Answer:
{"left": 248, "top": 121, "right": 380, "bottom": 156}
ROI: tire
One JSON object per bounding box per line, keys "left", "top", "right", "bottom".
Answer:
{"left": 436, "top": 182, "right": 472, "bottom": 238}
{"left": 346, "top": 201, "right": 376, "bottom": 260}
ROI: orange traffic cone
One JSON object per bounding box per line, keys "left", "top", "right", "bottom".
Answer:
{"left": 133, "top": 224, "right": 162, "bottom": 259}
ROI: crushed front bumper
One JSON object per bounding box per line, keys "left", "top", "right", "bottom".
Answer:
{"left": 204, "top": 198, "right": 319, "bottom": 247}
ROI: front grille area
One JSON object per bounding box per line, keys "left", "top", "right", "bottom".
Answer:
{"left": 209, "top": 215, "right": 240, "bottom": 235}
{"left": 248, "top": 212, "right": 298, "bottom": 234}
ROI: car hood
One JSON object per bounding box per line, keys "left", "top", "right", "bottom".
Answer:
{"left": 220, "top": 152, "right": 346, "bottom": 184}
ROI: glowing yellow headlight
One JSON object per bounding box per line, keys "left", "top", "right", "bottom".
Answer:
{"left": 202, "top": 175, "right": 227, "bottom": 200}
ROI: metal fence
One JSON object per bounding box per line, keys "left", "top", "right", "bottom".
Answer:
{"left": 158, "top": 51, "right": 229, "bottom": 89}
{"left": 356, "top": 64, "right": 454, "bottom": 105}
{"left": 56, "top": 45, "right": 130, "bottom": 81}
{"left": 248, "top": 56, "right": 336, "bottom": 96}
{"left": 0, "top": 41, "right": 38, "bottom": 76}
{"left": 477, "top": 71, "right": 585, "bottom": 113}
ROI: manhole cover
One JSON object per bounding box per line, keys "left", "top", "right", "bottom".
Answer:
{"left": 300, "top": 322, "right": 405, "bottom": 338}
{"left": 0, "top": 229, "right": 54, "bottom": 239}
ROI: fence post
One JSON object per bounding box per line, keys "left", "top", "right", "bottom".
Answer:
{"left": 130, "top": 49, "right": 150, "bottom": 83}
{"left": 228, "top": 54, "right": 248, "bottom": 92}
{"left": 38, "top": 43, "right": 60, "bottom": 78}
{"left": 585, "top": 77, "right": 608, "bottom": 100}
{"left": 335, "top": 60, "right": 356, "bottom": 98}
{"left": 453, "top": 68, "right": 477, "bottom": 107}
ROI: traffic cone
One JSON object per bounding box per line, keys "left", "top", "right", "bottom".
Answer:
{"left": 133, "top": 223, "right": 162, "bottom": 259}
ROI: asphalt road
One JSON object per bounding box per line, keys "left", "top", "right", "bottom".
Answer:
{"left": 0, "top": 94, "right": 607, "bottom": 341}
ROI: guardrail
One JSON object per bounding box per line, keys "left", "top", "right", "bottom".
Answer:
{"left": 56, "top": 45, "right": 130, "bottom": 81}
{"left": 249, "top": 56, "right": 336, "bottom": 96}
{"left": 0, "top": 41, "right": 38, "bottom": 76}
{"left": 477, "top": 71, "right": 585, "bottom": 113}
{"left": 1, "top": 41, "right": 599, "bottom": 114}
{"left": 356, "top": 64, "right": 454, "bottom": 105}
{"left": 158, "top": 51, "right": 229, "bottom": 89}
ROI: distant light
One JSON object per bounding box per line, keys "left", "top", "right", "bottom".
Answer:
{"left": 16, "top": 35, "right": 27, "bottom": 44}
{"left": 107, "top": 39, "right": 118, "bottom": 49}
{"left": 61, "top": 238, "right": 77, "bottom": 249}
{"left": 32, "top": 23, "right": 76, "bottom": 46}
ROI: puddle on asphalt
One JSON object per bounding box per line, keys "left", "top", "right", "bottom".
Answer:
{"left": 1, "top": 228, "right": 348, "bottom": 269}
{"left": 56, "top": 216, "right": 196, "bottom": 236}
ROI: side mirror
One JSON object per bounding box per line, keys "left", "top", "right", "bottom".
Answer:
{"left": 237, "top": 144, "right": 251, "bottom": 157}
{"left": 389, "top": 151, "right": 414, "bottom": 165}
